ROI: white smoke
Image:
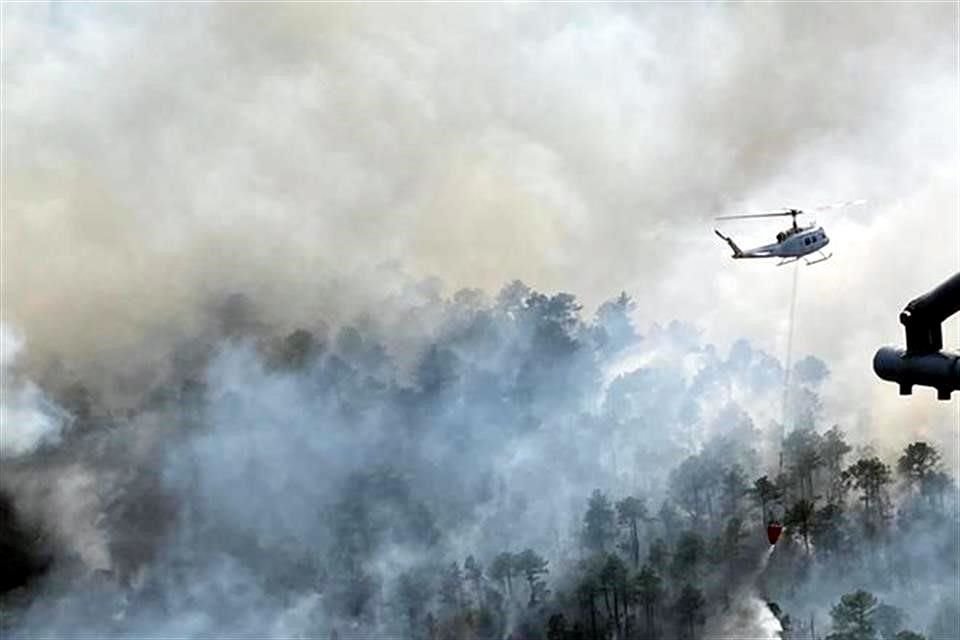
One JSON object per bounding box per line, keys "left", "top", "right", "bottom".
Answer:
{"left": 1, "top": 323, "right": 68, "bottom": 458}
{"left": 706, "top": 547, "right": 783, "bottom": 640}
{"left": 706, "top": 594, "right": 783, "bottom": 640}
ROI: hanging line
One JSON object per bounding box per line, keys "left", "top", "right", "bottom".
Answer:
{"left": 779, "top": 262, "right": 800, "bottom": 472}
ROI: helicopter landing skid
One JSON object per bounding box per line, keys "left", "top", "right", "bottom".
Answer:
{"left": 804, "top": 251, "right": 832, "bottom": 266}
{"left": 776, "top": 257, "right": 801, "bottom": 267}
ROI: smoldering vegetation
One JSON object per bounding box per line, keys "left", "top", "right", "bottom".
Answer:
{"left": 1, "top": 284, "right": 957, "bottom": 639}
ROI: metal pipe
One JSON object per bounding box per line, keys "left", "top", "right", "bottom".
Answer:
{"left": 873, "top": 347, "right": 960, "bottom": 400}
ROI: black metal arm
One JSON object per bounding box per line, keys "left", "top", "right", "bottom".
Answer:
{"left": 874, "top": 271, "right": 960, "bottom": 400}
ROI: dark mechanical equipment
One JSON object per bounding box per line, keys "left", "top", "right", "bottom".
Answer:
{"left": 874, "top": 271, "right": 960, "bottom": 400}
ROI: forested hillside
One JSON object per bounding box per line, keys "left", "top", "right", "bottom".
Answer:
{"left": 2, "top": 283, "right": 957, "bottom": 639}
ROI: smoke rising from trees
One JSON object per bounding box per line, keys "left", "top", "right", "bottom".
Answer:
{"left": 2, "top": 3, "right": 958, "bottom": 639}
{"left": 2, "top": 285, "right": 957, "bottom": 638}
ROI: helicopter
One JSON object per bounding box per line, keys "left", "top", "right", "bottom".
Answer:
{"left": 713, "top": 201, "right": 864, "bottom": 266}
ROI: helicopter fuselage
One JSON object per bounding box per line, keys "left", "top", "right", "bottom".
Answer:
{"left": 714, "top": 225, "right": 830, "bottom": 264}
{"left": 713, "top": 204, "right": 855, "bottom": 266}
{"left": 767, "top": 225, "right": 830, "bottom": 257}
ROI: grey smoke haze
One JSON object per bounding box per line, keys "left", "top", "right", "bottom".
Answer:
{"left": 2, "top": 3, "right": 959, "bottom": 639}
{"left": 7, "top": 3, "right": 957, "bottom": 372}
{"left": 2, "top": 283, "right": 825, "bottom": 637}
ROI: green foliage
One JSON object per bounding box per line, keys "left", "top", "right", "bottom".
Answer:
{"left": 647, "top": 537, "right": 670, "bottom": 575}
{"left": 489, "top": 552, "right": 516, "bottom": 597}
{"left": 616, "top": 496, "right": 648, "bottom": 526}
{"left": 616, "top": 496, "right": 648, "bottom": 569}
{"left": 784, "top": 499, "right": 817, "bottom": 552}
{"left": 811, "top": 502, "right": 851, "bottom": 560}
{"left": 633, "top": 564, "right": 662, "bottom": 637}
{"left": 416, "top": 345, "right": 461, "bottom": 394}
{"left": 751, "top": 475, "right": 782, "bottom": 524}
{"left": 843, "top": 457, "right": 893, "bottom": 534}
{"left": 872, "top": 603, "right": 906, "bottom": 640}
{"left": 719, "top": 465, "right": 748, "bottom": 521}
{"left": 594, "top": 292, "right": 637, "bottom": 354}
{"left": 673, "top": 583, "right": 705, "bottom": 639}
{"left": 821, "top": 426, "right": 853, "bottom": 502}
{"left": 717, "top": 516, "right": 747, "bottom": 564}
{"left": 23, "top": 280, "right": 960, "bottom": 640}
{"left": 657, "top": 501, "right": 684, "bottom": 540}
{"left": 897, "top": 442, "right": 940, "bottom": 485}
{"left": 464, "top": 555, "right": 484, "bottom": 607}
{"left": 897, "top": 443, "right": 947, "bottom": 508}
{"left": 827, "top": 590, "right": 879, "bottom": 640}
{"left": 267, "top": 328, "right": 319, "bottom": 371}
{"left": 514, "top": 549, "right": 549, "bottom": 606}
{"left": 670, "top": 531, "right": 705, "bottom": 583}
{"left": 783, "top": 428, "right": 824, "bottom": 500}
{"left": 633, "top": 565, "right": 662, "bottom": 607}
{"left": 440, "top": 561, "right": 464, "bottom": 610}
{"left": 525, "top": 291, "right": 584, "bottom": 359}
{"left": 583, "top": 490, "right": 616, "bottom": 553}
{"left": 821, "top": 426, "right": 852, "bottom": 467}
{"left": 669, "top": 454, "right": 724, "bottom": 526}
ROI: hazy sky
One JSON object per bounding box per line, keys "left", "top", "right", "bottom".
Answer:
{"left": 4, "top": 3, "right": 958, "bottom": 453}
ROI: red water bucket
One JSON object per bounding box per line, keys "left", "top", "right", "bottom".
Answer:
{"left": 767, "top": 521, "right": 783, "bottom": 545}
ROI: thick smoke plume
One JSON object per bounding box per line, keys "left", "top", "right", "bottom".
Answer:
{"left": 2, "top": 3, "right": 958, "bottom": 639}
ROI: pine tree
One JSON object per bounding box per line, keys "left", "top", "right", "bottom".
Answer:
{"left": 583, "top": 490, "right": 616, "bottom": 554}
{"left": 616, "top": 496, "right": 648, "bottom": 569}
{"left": 514, "top": 549, "right": 549, "bottom": 607}
{"left": 827, "top": 590, "right": 878, "bottom": 640}
{"left": 633, "top": 565, "right": 662, "bottom": 639}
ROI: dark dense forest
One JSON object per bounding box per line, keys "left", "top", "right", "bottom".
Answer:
{"left": 2, "top": 281, "right": 958, "bottom": 639}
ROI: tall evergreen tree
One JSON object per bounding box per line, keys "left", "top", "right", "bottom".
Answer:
{"left": 751, "top": 475, "right": 782, "bottom": 527}
{"left": 785, "top": 499, "right": 817, "bottom": 553}
{"left": 843, "top": 458, "right": 893, "bottom": 536}
{"left": 897, "top": 442, "right": 942, "bottom": 506}
{"left": 616, "top": 496, "right": 648, "bottom": 569}
{"left": 827, "top": 590, "right": 879, "bottom": 640}
{"left": 820, "top": 426, "right": 852, "bottom": 502}
{"left": 673, "top": 584, "right": 705, "bottom": 640}
{"left": 583, "top": 490, "right": 616, "bottom": 554}
{"left": 633, "top": 565, "right": 662, "bottom": 639}
{"left": 490, "top": 552, "right": 516, "bottom": 599}
{"left": 514, "top": 549, "right": 549, "bottom": 607}
{"left": 463, "top": 555, "right": 484, "bottom": 608}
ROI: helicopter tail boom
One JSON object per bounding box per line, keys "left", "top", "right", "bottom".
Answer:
{"left": 714, "top": 229, "right": 744, "bottom": 258}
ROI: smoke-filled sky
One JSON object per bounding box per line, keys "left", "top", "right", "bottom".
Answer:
{"left": 2, "top": 4, "right": 960, "bottom": 639}
{"left": 7, "top": 2, "right": 957, "bottom": 454}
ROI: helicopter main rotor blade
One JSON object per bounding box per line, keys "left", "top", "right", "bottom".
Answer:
{"left": 716, "top": 200, "right": 865, "bottom": 220}
{"left": 812, "top": 199, "right": 867, "bottom": 212}
{"left": 715, "top": 210, "right": 796, "bottom": 221}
